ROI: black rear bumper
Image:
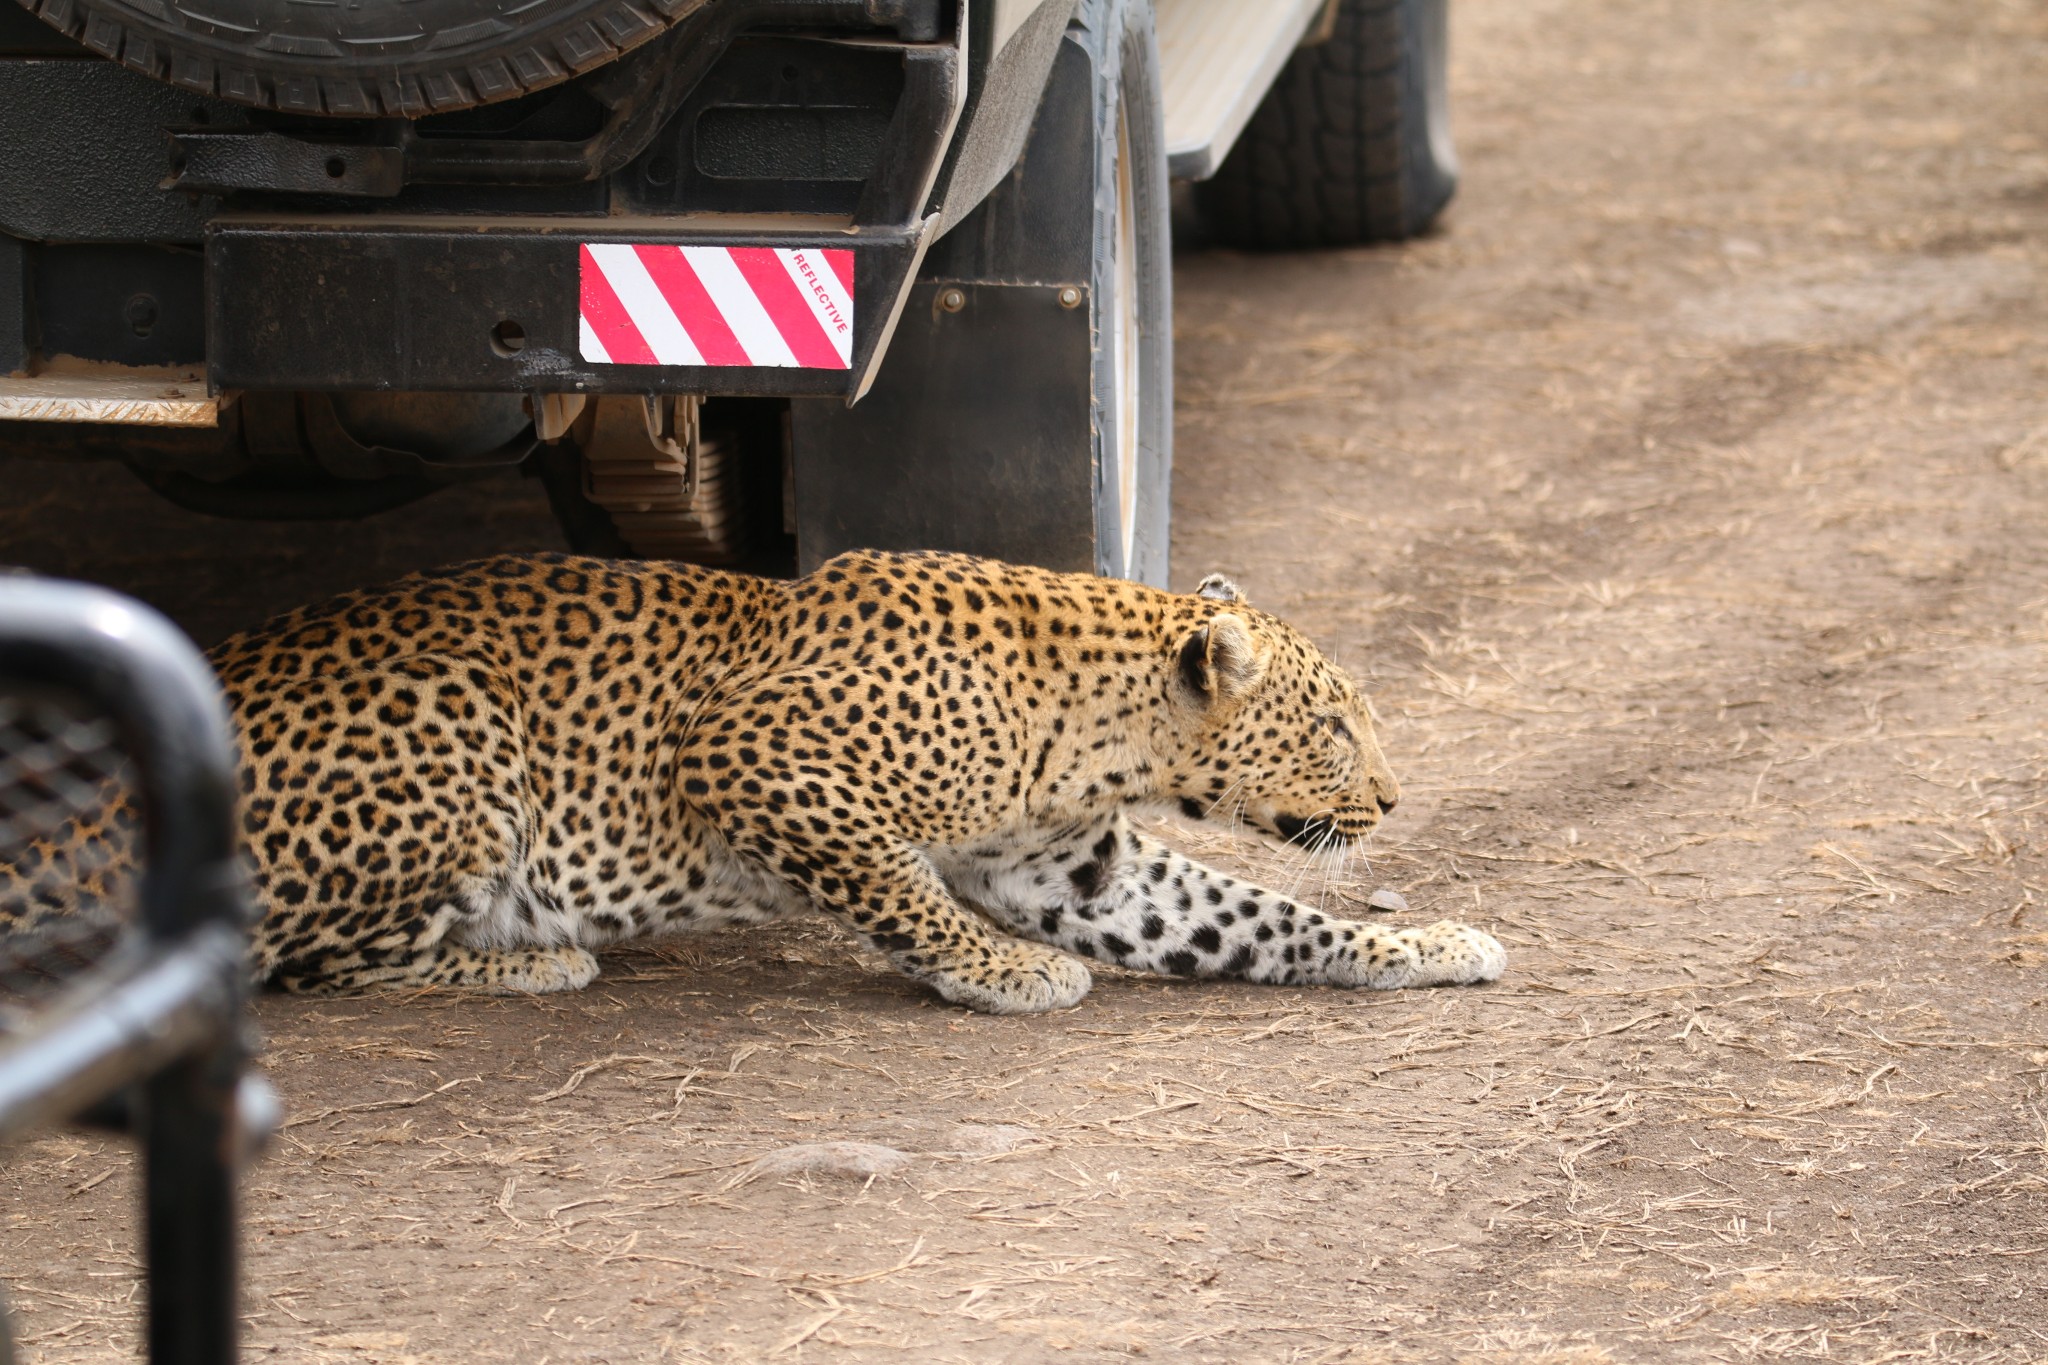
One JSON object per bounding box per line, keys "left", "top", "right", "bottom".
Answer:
{"left": 207, "top": 216, "right": 928, "bottom": 400}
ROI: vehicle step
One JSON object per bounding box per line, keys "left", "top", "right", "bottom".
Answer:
{"left": 1155, "top": 0, "right": 1329, "bottom": 181}
{"left": 0, "top": 367, "right": 216, "bottom": 427}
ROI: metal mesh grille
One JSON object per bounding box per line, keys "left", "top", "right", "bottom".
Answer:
{"left": 0, "top": 688, "right": 138, "bottom": 1024}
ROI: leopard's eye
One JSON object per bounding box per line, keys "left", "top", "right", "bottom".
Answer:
{"left": 1322, "top": 714, "right": 1353, "bottom": 743}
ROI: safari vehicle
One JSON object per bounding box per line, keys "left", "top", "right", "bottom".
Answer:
{"left": 0, "top": 0, "right": 1455, "bottom": 587}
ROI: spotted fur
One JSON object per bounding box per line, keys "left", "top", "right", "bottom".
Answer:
{"left": 23, "top": 552, "right": 1506, "bottom": 1012}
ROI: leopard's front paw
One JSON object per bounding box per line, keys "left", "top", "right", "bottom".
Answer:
{"left": 1399, "top": 921, "right": 1506, "bottom": 986}
{"left": 920, "top": 940, "right": 1093, "bottom": 1015}
{"left": 1321, "top": 930, "right": 1424, "bottom": 989}
{"left": 1324, "top": 920, "right": 1504, "bottom": 990}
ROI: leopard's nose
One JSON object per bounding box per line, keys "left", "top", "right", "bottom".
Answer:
{"left": 1372, "top": 773, "right": 1400, "bottom": 813}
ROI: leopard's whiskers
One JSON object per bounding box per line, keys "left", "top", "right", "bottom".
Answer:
{"left": 1228, "top": 782, "right": 1259, "bottom": 844}
{"left": 1321, "top": 833, "right": 1350, "bottom": 917}
{"left": 1314, "top": 828, "right": 1339, "bottom": 916}
{"left": 1202, "top": 770, "right": 1253, "bottom": 821}
{"left": 1284, "top": 807, "right": 1338, "bottom": 903}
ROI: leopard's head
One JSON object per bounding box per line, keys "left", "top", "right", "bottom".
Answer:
{"left": 1164, "top": 574, "right": 1398, "bottom": 849}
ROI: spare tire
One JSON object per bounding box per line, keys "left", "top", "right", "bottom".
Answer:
{"left": 11, "top": 0, "right": 709, "bottom": 117}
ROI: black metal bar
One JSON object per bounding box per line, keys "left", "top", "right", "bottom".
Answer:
{"left": 142, "top": 1047, "right": 241, "bottom": 1364}
{"left": 0, "top": 927, "right": 241, "bottom": 1144}
{"left": 0, "top": 579, "right": 256, "bottom": 1365}
{"left": 0, "top": 233, "right": 24, "bottom": 376}
{"left": 165, "top": 129, "right": 405, "bottom": 199}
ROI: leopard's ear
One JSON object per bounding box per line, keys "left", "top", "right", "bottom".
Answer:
{"left": 1195, "top": 573, "right": 1243, "bottom": 605}
{"left": 1176, "top": 613, "right": 1269, "bottom": 711}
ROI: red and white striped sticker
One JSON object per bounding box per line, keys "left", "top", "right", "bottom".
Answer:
{"left": 578, "top": 244, "right": 855, "bottom": 370}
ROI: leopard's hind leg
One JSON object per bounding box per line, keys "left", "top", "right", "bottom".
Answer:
{"left": 272, "top": 935, "right": 598, "bottom": 995}
{"left": 235, "top": 655, "right": 598, "bottom": 995}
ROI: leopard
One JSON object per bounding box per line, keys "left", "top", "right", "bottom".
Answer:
{"left": 10, "top": 551, "right": 1506, "bottom": 1013}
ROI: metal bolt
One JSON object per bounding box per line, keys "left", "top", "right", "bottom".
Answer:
{"left": 124, "top": 294, "right": 159, "bottom": 338}
{"left": 938, "top": 287, "right": 966, "bottom": 313}
{"left": 1057, "top": 285, "right": 1083, "bottom": 309}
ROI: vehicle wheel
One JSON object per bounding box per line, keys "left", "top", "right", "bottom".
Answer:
{"left": 10, "top": 0, "right": 708, "bottom": 117}
{"left": 1195, "top": 0, "right": 1458, "bottom": 249}
{"left": 1089, "top": 0, "right": 1174, "bottom": 586}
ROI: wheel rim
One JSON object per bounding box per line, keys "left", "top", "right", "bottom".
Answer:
{"left": 1112, "top": 97, "right": 1143, "bottom": 578}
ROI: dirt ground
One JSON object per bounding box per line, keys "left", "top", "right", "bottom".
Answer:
{"left": 4, "top": 0, "right": 2048, "bottom": 1359}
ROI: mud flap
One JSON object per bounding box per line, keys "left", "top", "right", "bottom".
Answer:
{"left": 791, "top": 1, "right": 1171, "bottom": 582}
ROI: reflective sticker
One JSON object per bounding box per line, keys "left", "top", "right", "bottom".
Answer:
{"left": 577, "top": 244, "right": 854, "bottom": 369}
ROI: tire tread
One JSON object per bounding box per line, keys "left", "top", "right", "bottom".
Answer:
{"left": 14, "top": 0, "right": 696, "bottom": 115}
{"left": 1196, "top": 0, "right": 1455, "bottom": 250}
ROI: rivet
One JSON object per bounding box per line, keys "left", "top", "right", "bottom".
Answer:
{"left": 1057, "top": 286, "right": 1083, "bottom": 309}
{"left": 938, "top": 287, "right": 967, "bottom": 313}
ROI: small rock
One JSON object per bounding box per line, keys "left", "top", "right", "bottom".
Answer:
{"left": 1365, "top": 889, "right": 1409, "bottom": 913}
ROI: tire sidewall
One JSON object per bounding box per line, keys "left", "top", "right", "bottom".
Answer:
{"left": 1079, "top": 0, "right": 1173, "bottom": 588}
